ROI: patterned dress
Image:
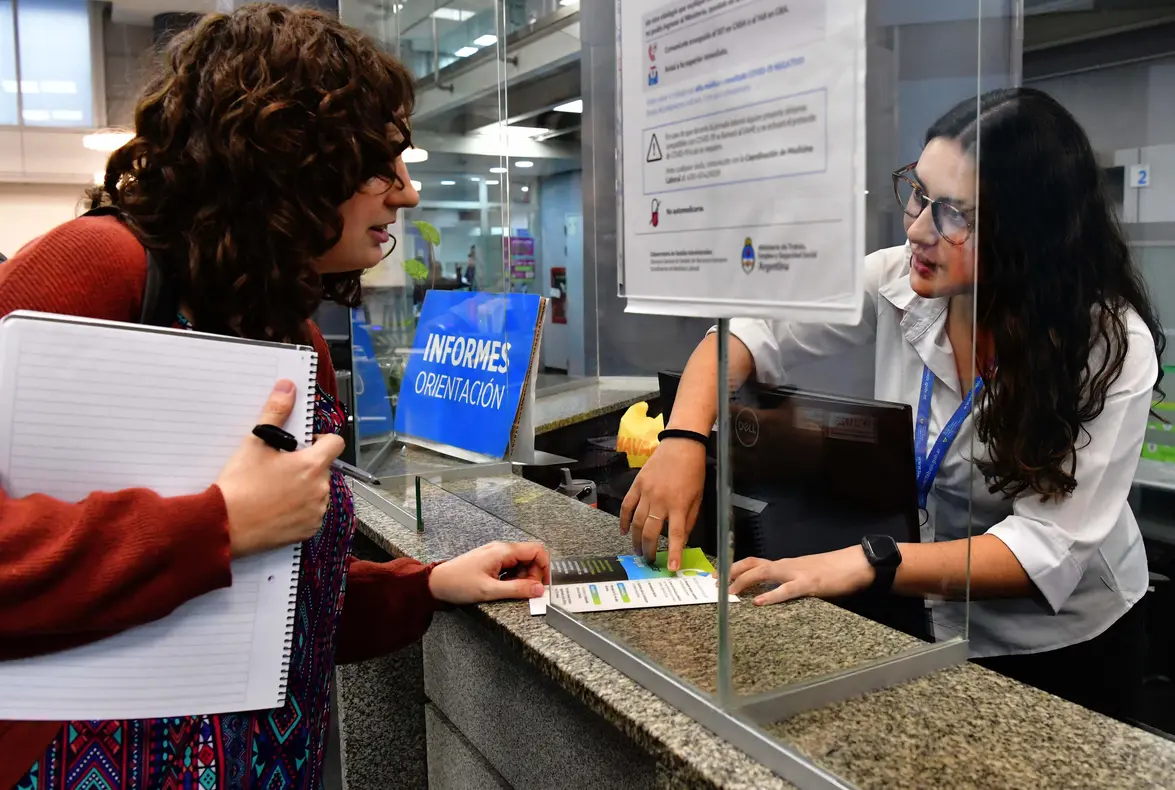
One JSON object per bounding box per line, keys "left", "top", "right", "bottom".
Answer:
{"left": 14, "top": 353, "right": 357, "bottom": 789}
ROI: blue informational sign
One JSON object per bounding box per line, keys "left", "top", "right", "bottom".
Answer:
{"left": 350, "top": 313, "right": 394, "bottom": 440}
{"left": 394, "top": 291, "right": 542, "bottom": 458}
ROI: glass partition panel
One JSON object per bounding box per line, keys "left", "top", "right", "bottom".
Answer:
{"left": 718, "top": 364, "right": 944, "bottom": 700}
{"left": 1031, "top": 1, "right": 1175, "bottom": 738}
{"left": 343, "top": 0, "right": 1175, "bottom": 779}
{"left": 434, "top": 474, "right": 604, "bottom": 549}
{"left": 493, "top": 4, "right": 589, "bottom": 394}
{"left": 707, "top": 0, "right": 1013, "bottom": 733}
{"left": 360, "top": 475, "right": 543, "bottom": 560}
{"left": 442, "top": 470, "right": 721, "bottom": 698}
{"left": 341, "top": 1, "right": 1175, "bottom": 779}
{"left": 339, "top": 1, "right": 1175, "bottom": 782}
{"left": 528, "top": 0, "right": 1016, "bottom": 783}
{"left": 968, "top": 0, "right": 1174, "bottom": 742}
{"left": 342, "top": 0, "right": 528, "bottom": 493}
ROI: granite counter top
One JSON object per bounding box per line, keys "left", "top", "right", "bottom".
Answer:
{"left": 353, "top": 476, "right": 1175, "bottom": 790}
{"left": 532, "top": 376, "right": 659, "bottom": 434}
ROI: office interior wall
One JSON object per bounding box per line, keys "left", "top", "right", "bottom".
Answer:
{"left": 103, "top": 17, "right": 154, "bottom": 128}
{"left": 579, "top": 0, "right": 709, "bottom": 378}
{"left": 1029, "top": 55, "right": 1175, "bottom": 360}
{"left": 536, "top": 169, "right": 584, "bottom": 374}
{"left": 1030, "top": 56, "right": 1175, "bottom": 153}
{"left": 2, "top": 12, "right": 151, "bottom": 186}
{"left": 0, "top": 182, "right": 87, "bottom": 257}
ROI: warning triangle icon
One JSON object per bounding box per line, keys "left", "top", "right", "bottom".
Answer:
{"left": 646, "top": 134, "right": 663, "bottom": 163}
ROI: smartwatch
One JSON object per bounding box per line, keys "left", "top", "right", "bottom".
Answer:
{"left": 861, "top": 534, "right": 902, "bottom": 594}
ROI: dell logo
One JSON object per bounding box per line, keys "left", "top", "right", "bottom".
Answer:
{"left": 735, "top": 408, "right": 759, "bottom": 448}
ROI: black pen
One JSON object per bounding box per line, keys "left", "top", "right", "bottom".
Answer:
{"left": 252, "top": 424, "right": 381, "bottom": 486}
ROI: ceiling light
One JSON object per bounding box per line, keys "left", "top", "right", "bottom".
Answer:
{"left": 514, "top": 160, "right": 534, "bottom": 168}
{"left": 411, "top": 179, "right": 422, "bottom": 190}
{"left": 521, "top": 186, "right": 529, "bottom": 192}
{"left": 39, "top": 80, "right": 77, "bottom": 94}
{"left": 82, "top": 130, "right": 133, "bottom": 152}
{"left": 441, "top": 180, "right": 456, "bottom": 185}
{"left": 489, "top": 166, "right": 507, "bottom": 174}
{"left": 553, "top": 99, "right": 583, "bottom": 114}
{"left": 485, "top": 180, "right": 500, "bottom": 185}
{"left": 454, "top": 46, "right": 479, "bottom": 58}
{"left": 559, "top": 0, "right": 578, "bottom": 5}
{"left": 432, "top": 8, "right": 475, "bottom": 21}
{"left": 401, "top": 148, "right": 428, "bottom": 163}
{"left": 470, "top": 176, "right": 481, "bottom": 182}
{"left": 474, "top": 34, "right": 497, "bottom": 47}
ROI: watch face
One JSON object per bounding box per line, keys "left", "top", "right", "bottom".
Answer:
{"left": 864, "top": 535, "right": 900, "bottom": 567}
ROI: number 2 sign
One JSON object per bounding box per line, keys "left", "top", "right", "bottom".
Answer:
{"left": 1128, "top": 164, "right": 1151, "bottom": 188}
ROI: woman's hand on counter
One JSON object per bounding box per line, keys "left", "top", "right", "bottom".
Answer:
{"left": 620, "top": 438, "right": 707, "bottom": 571}
{"left": 428, "top": 541, "right": 550, "bottom": 605}
{"left": 729, "top": 547, "right": 875, "bottom": 606}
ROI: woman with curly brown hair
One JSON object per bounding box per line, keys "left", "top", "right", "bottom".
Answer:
{"left": 0, "top": 5, "right": 547, "bottom": 788}
{"left": 624, "top": 88, "right": 1165, "bottom": 722}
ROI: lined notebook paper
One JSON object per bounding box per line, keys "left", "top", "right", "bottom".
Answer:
{"left": 0, "top": 311, "right": 317, "bottom": 720}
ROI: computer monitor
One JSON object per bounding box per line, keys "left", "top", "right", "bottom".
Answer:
{"left": 658, "top": 370, "right": 929, "bottom": 640}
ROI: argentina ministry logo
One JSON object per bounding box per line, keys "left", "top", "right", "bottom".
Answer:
{"left": 741, "top": 237, "right": 755, "bottom": 274}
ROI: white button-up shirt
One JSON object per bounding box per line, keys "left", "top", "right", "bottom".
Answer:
{"left": 729, "top": 244, "right": 1154, "bottom": 657}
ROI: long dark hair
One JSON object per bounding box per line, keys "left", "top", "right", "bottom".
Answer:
{"left": 88, "top": 4, "right": 414, "bottom": 343}
{"left": 928, "top": 87, "right": 1165, "bottom": 500}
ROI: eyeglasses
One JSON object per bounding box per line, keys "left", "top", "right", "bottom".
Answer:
{"left": 892, "top": 163, "right": 975, "bottom": 246}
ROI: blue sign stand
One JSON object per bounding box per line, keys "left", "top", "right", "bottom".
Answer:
{"left": 351, "top": 313, "right": 395, "bottom": 440}
{"left": 394, "top": 291, "right": 544, "bottom": 459}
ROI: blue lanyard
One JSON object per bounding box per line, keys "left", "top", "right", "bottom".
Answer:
{"left": 914, "top": 365, "right": 982, "bottom": 509}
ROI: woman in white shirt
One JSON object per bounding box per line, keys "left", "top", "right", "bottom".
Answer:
{"left": 621, "top": 87, "right": 1165, "bottom": 721}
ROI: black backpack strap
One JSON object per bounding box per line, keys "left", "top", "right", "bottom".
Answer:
{"left": 82, "top": 206, "right": 177, "bottom": 327}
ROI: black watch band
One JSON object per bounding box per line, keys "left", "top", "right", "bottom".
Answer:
{"left": 658, "top": 428, "right": 709, "bottom": 447}
{"left": 868, "top": 564, "right": 898, "bottom": 594}
{"left": 861, "top": 534, "right": 901, "bottom": 594}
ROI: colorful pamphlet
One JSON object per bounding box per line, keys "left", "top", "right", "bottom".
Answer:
{"left": 529, "top": 548, "right": 737, "bottom": 615}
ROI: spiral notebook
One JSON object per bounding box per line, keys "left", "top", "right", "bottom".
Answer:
{"left": 0, "top": 310, "right": 316, "bottom": 720}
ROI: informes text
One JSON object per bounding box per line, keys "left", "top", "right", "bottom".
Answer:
{"left": 421, "top": 333, "right": 513, "bottom": 374}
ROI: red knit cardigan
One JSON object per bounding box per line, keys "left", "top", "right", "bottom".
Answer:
{"left": 0, "top": 216, "right": 437, "bottom": 785}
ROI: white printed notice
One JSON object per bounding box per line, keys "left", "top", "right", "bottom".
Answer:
{"left": 619, "top": 0, "right": 867, "bottom": 322}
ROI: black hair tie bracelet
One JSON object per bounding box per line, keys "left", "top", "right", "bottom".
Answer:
{"left": 658, "top": 429, "right": 710, "bottom": 447}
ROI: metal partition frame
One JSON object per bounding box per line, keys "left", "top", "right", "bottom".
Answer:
{"left": 546, "top": 605, "right": 968, "bottom": 790}
{"left": 538, "top": 0, "right": 1034, "bottom": 784}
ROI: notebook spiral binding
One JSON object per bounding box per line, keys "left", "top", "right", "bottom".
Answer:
{"left": 276, "top": 348, "right": 318, "bottom": 699}
{"left": 304, "top": 350, "right": 318, "bottom": 445}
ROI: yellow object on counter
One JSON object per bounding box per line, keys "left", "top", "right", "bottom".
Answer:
{"left": 617, "top": 401, "right": 664, "bottom": 468}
